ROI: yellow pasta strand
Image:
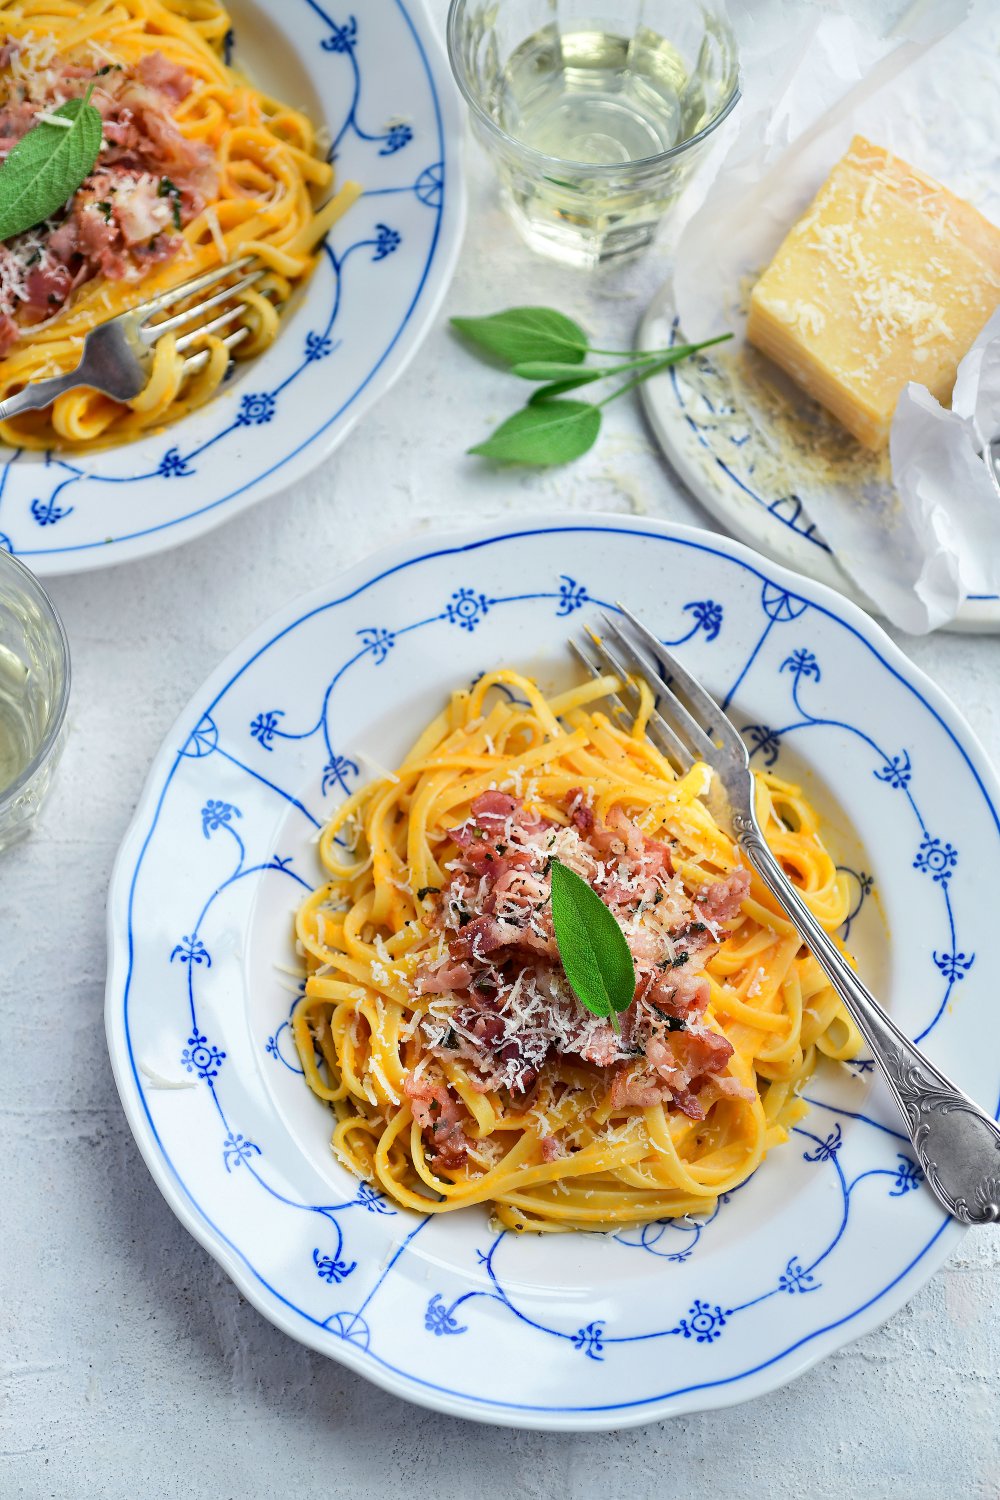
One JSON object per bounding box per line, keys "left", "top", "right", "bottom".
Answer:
{"left": 293, "top": 669, "right": 863, "bottom": 1232}
{"left": 0, "top": 0, "right": 358, "bottom": 450}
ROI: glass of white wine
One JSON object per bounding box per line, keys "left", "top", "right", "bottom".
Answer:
{"left": 448, "top": 0, "right": 739, "bottom": 266}
{"left": 0, "top": 551, "right": 70, "bottom": 851}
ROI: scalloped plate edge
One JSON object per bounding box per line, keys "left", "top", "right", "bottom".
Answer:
{"left": 104, "top": 513, "right": 997, "bottom": 1429}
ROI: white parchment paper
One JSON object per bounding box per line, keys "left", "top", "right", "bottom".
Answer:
{"left": 671, "top": 0, "right": 1000, "bottom": 633}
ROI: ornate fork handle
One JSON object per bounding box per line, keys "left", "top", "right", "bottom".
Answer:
{"left": 0, "top": 371, "right": 84, "bottom": 422}
{"left": 737, "top": 820, "right": 1000, "bottom": 1225}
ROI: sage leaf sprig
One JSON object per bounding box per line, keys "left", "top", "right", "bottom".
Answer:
{"left": 0, "top": 86, "right": 103, "bottom": 243}
{"left": 451, "top": 306, "right": 732, "bottom": 467}
{"left": 451, "top": 307, "right": 589, "bottom": 366}
{"left": 550, "top": 858, "right": 636, "bottom": 1033}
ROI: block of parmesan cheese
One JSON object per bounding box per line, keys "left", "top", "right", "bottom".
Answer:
{"left": 746, "top": 135, "right": 1000, "bottom": 450}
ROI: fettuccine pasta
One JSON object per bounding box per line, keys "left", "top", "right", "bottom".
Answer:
{"left": 0, "top": 0, "right": 358, "bottom": 448}
{"left": 293, "top": 668, "right": 862, "bottom": 1232}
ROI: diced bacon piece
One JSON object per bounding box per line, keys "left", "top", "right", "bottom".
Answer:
{"left": 75, "top": 203, "right": 130, "bottom": 279}
{"left": 608, "top": 805, "right": 645, "bottom": 864}
{"left": 454, "top": 1005, "right": 505, "bottom": 1049}
{"left": 713, "top": 1075, "right": 756, "bottom": 1102}
{"left": 472, "top": 789, "right": 549, "bottom": 837}
{"left": 450, "top": 913, "right": 517, "bottom": 960}
{"left": 697, "top": 867, "right": 750, "bottom": 925}
{"left": 539, "top": 1134, "right": 561, "bottom": 1162}
{"left": 646, "top": 966, "right": 710, "bottom": 1022}
{"left": 572, "top": 1024, "right": 621, "bottom": 1069}
{"left": 46, "top": 220, "right": 78, "bottom": 261}
{"left": 642, "top": 835, "right": 674, "bottom": 880}
{"left": 479, "top": 852, "right": 540, "bottom": 894}
{"left": 113, "top": 173, "right": 174, "bottom": 245}
{"left": 494, "top": 1039, "right": 542, "bottom": 1094}
{"left": 623, "top": 925, "right": 667, "bottom": 964}
{"left": 610, "top": 1029, "right": 736, "bottom": 1119}
{"left": 469, "top": 790, "right": 518, "bottom": 828}
{"left": 0, "top": 99, "right": 37, "bottom": 150}
{"left": 451, "top": 912, "right": 557, "bottom": 963}
{"left": 488, "top": 863, "right": 549, "bottom": 910}
{"left": 412, "top": 959, "right": 474, "bottom": 996}
{"left": 403, "top": 1076, "right": 469, "bottom": 1171}
{"left": 609, "top": 1071, "right": 673, "bottom": 1110}
{"left": 131, "top": 232, "right": 180, "bottom": 266}
{"left": 101, "top": 114, "right": 136, "bottom": 147}
{"left": 137, "top": 50, "right": 195, "bottom": 102}
{"left": 130, "top": 94, "right": 217, "bottom": 196}
{"left": 644, "top": 1036, "right": 689, "bottom": 1092}
{"left": 665, "top": 1028, "right": 735, "bottom": 1081}
{"left": 22, "top": 262, "right": 73, "bottom": 317}
{"left": 671, "top": 1087, "right": 705, "bottom": 1120}
{"left": 567, "top": 788, "right": 594, "bottom": 834}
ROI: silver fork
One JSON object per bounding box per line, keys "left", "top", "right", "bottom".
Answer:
{"left": 0, "top": 256, "right": 262, "bottom": 422}
{"left": 573, "top": 603, "right": 1000, "bottom": 1226}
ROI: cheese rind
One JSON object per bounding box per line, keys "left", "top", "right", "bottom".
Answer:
{"left": 746, "top": 134, "right": 1000, "bottom": 451}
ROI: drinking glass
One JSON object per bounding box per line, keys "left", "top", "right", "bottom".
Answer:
{"left": 0, "top": 551, "right": 70, "bottom": 850}
{"left": 448, "top": 0, "right": 740, "bottom": 267}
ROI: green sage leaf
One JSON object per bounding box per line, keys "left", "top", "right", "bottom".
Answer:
{"left": 510, "top": 360, "right": 605, "bottom": 382}
{"left": 550, "top": 859, "right": 636, "bottom": 1021}
{"left": 518, "top": 362, "right": 605, "bottom": 404}
{"left": 451, "top": 307, "right": 588, "bottom": 367}
{"left": 0, "top": 89, "right": 103, "bottom": 243}
{"left": 528, "top": 374, "right": 602, "bottom": 404}
{"left": 468, "top": 399, "right": 601, "bottom": 465}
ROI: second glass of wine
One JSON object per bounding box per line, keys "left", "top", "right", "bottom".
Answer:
{"left": 0, "top": 551, "right": 70, "bottom": 851}
{"left": 448, "top": 0, "right": 740, "bottom": 267}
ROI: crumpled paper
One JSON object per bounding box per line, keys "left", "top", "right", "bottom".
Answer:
{"left": 887, "top": 314, "right": 1000, "bottom": 632}
{"left": 670, "top": 0, "right": 1000, "bottom": 633}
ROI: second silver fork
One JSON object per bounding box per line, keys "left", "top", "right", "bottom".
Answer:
{"left": 0, "top": 256, "right": 262, "bottom": 422}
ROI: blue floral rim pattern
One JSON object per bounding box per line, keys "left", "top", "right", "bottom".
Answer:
{"left": 110, "top": 522, "right": 1000, "bottom": 1420}
{"left": 0, "top": 0, "right": 462, "bottom": 569}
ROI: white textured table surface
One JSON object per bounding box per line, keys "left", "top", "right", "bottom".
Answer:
{"left": 4, "top": 53, "right": 1000, "bottom": 1500}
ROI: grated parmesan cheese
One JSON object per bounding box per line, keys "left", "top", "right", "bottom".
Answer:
{"left": 203, "top": 205, "right": 228, "bottom": 263}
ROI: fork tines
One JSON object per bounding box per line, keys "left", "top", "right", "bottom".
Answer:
{"left": 134, "top": 255, "right": 262, "bottom": 377}
{"left": 571, "top": 633, "right": 694, "bottom": 773}
{"left": 144, "top": 267, "right": 264, "bottom": 349}
{"left": 575, "top": 604, "right": 748, "bottom": 778}
{"left": 134, "top": 255, "right": 256, "bottom": 324}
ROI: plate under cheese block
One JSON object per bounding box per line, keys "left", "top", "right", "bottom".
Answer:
{"left": 639, "top": 285, "right": 1000, "bottom": 635}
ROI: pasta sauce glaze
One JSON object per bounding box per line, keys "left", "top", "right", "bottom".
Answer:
{"left": 0, "top": 42, "right": 217, "bottom": 354}
{"left": 410, "top": 790, "right": 751, "bottom": 1169}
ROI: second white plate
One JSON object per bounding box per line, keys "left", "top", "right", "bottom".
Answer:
{"left": 0, "top": 0, "right": 465, "bottom": 575}
{"left": 639, "top": 285, "right": 1000, "bottom": 635}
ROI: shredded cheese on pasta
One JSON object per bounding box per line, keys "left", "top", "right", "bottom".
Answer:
{"left": 293, "top": 669, "right": 863, "bottom": 1233}
{"left": 0, "top": 0, "right": 359, "bottom": 449}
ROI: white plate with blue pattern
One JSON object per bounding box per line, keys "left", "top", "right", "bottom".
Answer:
{"left": 105, "top": 516, "right": 1000, "bottom": 1428}
{"left": 0, "top": 0, "right": 465, "bottom": 576}
{"left": 638, "top": 289, "right": 1000, "bottom": 635}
